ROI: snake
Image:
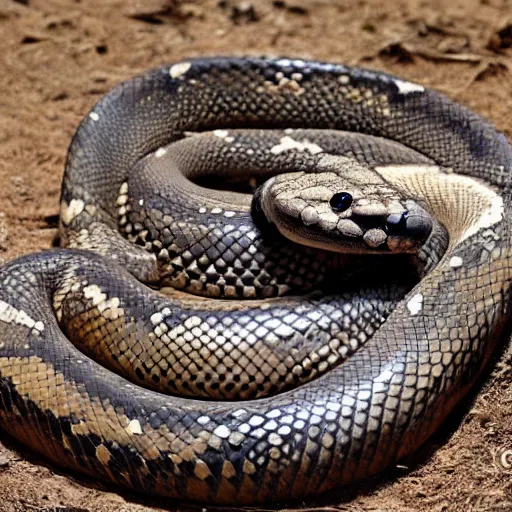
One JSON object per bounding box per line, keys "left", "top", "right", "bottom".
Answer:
{"left": 0, "top": 56, "right": 511, "bottom": 505}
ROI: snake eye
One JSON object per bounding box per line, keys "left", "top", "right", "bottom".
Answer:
{"left": 330, "top": 192, "right": 353, "bottom": 212}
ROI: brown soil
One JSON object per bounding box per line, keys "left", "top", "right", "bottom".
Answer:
{"left": 1, "top": 0, "right": 512, "bottom": 511}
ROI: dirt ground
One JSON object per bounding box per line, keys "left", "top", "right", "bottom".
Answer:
{"left": 1, "top": 0, "right": 512, "bottom": 510}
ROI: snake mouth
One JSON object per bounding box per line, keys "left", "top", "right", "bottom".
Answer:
{"left": 265, "top": 206, "right": 433, "bottom": 255}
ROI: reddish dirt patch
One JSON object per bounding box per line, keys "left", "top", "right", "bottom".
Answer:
{"left": 0, "top": 0, "right": 511, "bottom": 511}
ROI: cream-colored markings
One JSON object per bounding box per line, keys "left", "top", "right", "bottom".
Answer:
{"left": 82, "top": 283, "right": 107, "bottom": 306}
{"left": 150, "top": 312, "right": 163, "bottom": 325}
{"left": 0, "top": 355, "right": 223, "bottom": 477}
{"left": 116, "top": 192, "right": 128, "bottom": 206}
{"left": 82, "top": 284, "right": 125, "bottom": 318}
{"left": 213, "top": 425, "right": 231, "bottom": 439}
{"left": 213, "top": 129, "right": 235, "bottom": 143}
{"left": 60, "top": 199, "right": 85, "bottom": 225}
{"left": 0, "top": 301, "right": 44, "bottom": 333}
{"left": 119, "top": 182, "right": 128, "bottom": 196}
{"left": 449, "top": 256, "right": 463, "bottom": 268}
{"left": 407, "top": 293, "right": 423, "bottom": 315}
{"left": 169, "top": 62, "right": 191, "bottom": 79}
{"left": 85, "top": 204, "right": 97, "bottom": 216}
{"left": 393, "top": 79, "right": 425, "bottom": 94}
{"left": 155, "top": 147, "right": 168, "bottom": 158}
{"left": 468, "top": 195, "right": 504, "bottom": 240}
{"left": 89, "top": 112, "right": 100, "bottom": 121}
{"left": 126, "top": 419, "right": 143, "bottom": 435}
{"left": 275, "top": 76, "right": 304, "bottom": 95}
{"left": 270, "top": 136, "right": 323, "bottom": 155}
{"left": 256, "top": 67, "right": 305, "bottom": 96}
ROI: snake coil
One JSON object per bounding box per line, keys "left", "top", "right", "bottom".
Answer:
{"left": 0, "top": 57, "right": 511, "bottom": 505}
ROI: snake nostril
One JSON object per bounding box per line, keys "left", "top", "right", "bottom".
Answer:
{"left": 405, "top": 214, "right": 433, "bottom": 238}
{"left": 385, "top": 212, "right": 408, "bottom": 235}
{"left": 386, "top": 211, "right": 432, "bottom": 239}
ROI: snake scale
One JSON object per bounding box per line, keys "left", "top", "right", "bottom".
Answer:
{"left": 0, "top": 56, "right": 511, "bottom": 505}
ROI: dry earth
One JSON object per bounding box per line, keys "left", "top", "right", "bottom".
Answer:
{"left": 0, "top": 0, "right": 511, "bottom": 511}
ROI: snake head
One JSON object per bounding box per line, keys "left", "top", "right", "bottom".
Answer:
{"left": 257, "top": 157, "right": 433, "bottom": 254}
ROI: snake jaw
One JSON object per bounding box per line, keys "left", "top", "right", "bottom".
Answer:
{"left": 259, "top": 169, "right": 434, "bottom": 254}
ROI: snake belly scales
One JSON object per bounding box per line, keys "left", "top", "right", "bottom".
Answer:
{"left": 0, "top": 56, "right": 511, "bottom": 505}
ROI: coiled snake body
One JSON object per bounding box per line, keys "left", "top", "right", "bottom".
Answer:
{"left": 0, "top": 57, "right": 511, "bottom": 504}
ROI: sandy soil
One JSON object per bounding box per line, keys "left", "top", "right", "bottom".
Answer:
{"left": 0, "top": 0, "right": 512, "bottom": 511}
